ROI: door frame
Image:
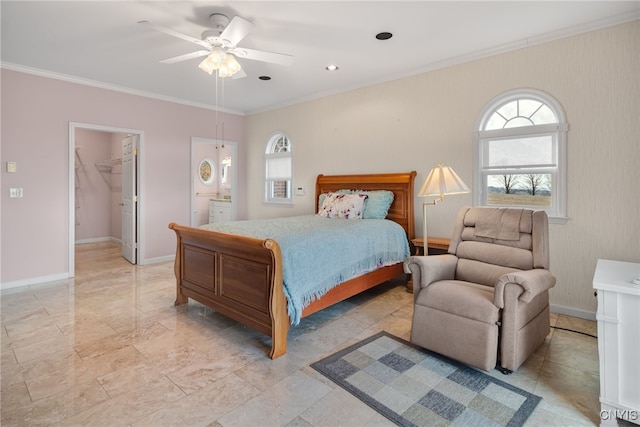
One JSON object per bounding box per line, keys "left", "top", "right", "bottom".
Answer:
{"left": 68, "top": 122, "right": 145, "bottom": 276}
{"left": 190, "top": 137, "right": 237, "bottom": 226}
{"left": 121, "top": 134, "right": 138, "bottom": 264}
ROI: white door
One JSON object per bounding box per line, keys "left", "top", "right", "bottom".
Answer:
{"left": 121, "top": 135, "right": 137, "bottom": 264}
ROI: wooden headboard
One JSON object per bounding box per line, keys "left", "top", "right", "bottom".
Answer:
{"left": 315, "top": 171, "right": 417, "bottom": 239}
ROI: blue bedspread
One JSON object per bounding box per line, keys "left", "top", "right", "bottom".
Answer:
{"left": 201, "top": 215, "right": 409, "bottom": 325}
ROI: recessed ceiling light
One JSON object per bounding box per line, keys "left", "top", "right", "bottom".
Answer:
{"left": 258, "top": 75, "right": 271, "bottom": 80}
{"left": 376, "top": 32, "right": 393, "bottom": 40}
{"left": 325, "top": 65, "right": 339, "bottom": 71}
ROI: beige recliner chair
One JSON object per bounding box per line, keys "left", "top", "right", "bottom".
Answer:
{"left": 404, "top": 206, "right": 556, "bottom": 373}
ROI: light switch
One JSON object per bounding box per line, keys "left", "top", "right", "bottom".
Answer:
{"left": 9, "top": 188, "right": 23, "bottom": 198}
{"left": 7, "top": 161, "right": 16, "bottom": 173}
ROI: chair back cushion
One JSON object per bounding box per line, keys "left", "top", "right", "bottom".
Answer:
{"left": 448, "top": 207, "right": 550, "bottom": 286}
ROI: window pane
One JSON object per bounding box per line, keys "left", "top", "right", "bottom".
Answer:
{"left": 269, "top": 180, "right": 291, "bottom": 198}
{"left": 518, "top": 99, "right": 543, "bottom": 118}
{"left": 485, "top": 113, "right": 506, "bottom": 130}
{"left": 486, "top": 136, "right": 554, "bottom": 167}
{"left": 487, "top": 173, "right": 552, "bottom": 206}
{"left": 504, "top": 117, "right": 533, "bottom": 128}
{"left": 530, "top": 104, "right": 557, "bottom": 125}
{"left": 497, "top": 101, "right": 517, "bottom": 119}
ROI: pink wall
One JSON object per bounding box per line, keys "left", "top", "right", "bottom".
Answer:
{"left": 1, "top": 69, "right": 246, "bottom": 285}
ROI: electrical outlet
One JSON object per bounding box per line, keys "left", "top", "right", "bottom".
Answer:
{"left": 9, "top": 188, "right": 23, "bottom": 198}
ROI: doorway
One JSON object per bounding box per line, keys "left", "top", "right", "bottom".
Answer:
{"left": 190, "top": 137, "right": 237, "bottom": 226}
{"left": 68, "top": 123, "right": 144, "bottom": 276}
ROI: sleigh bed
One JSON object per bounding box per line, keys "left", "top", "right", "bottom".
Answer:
{"left": 168, "top": 171, "right": 416, "bottom": 358}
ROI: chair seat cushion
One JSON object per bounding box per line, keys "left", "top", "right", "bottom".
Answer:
{"left": 415, "top": 280, "right": 500, "bottom": 324}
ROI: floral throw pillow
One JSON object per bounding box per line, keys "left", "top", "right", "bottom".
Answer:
{"left": 317, "top": 193, "right": 368, "bottom": 219}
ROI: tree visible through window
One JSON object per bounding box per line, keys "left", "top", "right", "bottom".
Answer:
{"left": 473, "top": 89, "right": 568, "bottom": 221}
{"left": 265, "top": 133, "right": 293, "bottom": 204}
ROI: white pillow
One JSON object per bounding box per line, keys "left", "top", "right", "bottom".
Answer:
{"left": 317, "top": 193, "right": 368, "bottom": 219}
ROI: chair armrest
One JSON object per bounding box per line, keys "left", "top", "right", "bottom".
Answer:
{"left": 404, "top": 255, "right": 457, "bottom": 293}
{"left": 494, "top": 269, "right": 556, "bottom": 308}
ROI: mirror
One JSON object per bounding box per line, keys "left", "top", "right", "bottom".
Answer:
{"left": 198, "top": 158, "right": 215, "bottom": 185}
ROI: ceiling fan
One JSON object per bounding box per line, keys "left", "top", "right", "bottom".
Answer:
{"left": 139, "top": 13, "right": 294, "bottom": 78}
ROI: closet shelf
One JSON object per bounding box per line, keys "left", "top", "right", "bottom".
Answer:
{"left": 95, "top": 158, "right": 122, "bottom": 173}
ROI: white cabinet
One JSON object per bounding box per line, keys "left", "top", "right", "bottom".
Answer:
{"left": 209, "top": 200, "right": 231, "bottom": 223}
{"left": 593, "top": 259, "right": 640, "bottom": 426}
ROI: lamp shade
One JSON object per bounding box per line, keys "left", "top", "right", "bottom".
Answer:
{"left": 218, "top": 54, "right": 241, "bottom": 78}
{"left": 198, "top": 49, "right": 226, "bottom": 75}
{"left": 418, "top": 163, "right": 470, "bottom": 197}
{"left": 198, "top": 56, "right": 216, "bottom": 75}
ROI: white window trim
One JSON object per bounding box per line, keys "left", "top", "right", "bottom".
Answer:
{"left": 264, "top": 132, "right": 294, "bottom": 206}
{"left": 473, "top": 89, "right": 568, "bottom": 224}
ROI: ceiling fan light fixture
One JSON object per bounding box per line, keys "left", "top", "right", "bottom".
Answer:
{"left": 199, "top": 48, "right": 242, "bottom": 78}
{"left": 198, "top": 48, "right": 226, "bottom": 75}
{"left": 218, "top": 53, "right": 242, "bottom": 78}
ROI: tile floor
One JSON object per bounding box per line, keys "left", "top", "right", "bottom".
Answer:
{"left": 1, "top": 242, "right": 604, "bottom": 426}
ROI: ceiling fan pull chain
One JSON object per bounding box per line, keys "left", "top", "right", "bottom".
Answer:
{"left": 221, "top": 77, "right": 225, "bottom": 147}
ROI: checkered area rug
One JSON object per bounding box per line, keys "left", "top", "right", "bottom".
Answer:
{"left": 311, "top": 331, "right": 541, "bottom": 427}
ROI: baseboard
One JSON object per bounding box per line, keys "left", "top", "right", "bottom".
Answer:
{"left": 75, "top": 236, "right": 122, "bottom": 245}
{"left": 143, "top": 255, "right": 175, "bottom": 265}
{"left": 1, "top": 273, "right": 71, "bottom": 292}
{"left": 550, "top": 304, "right": 596, "bottom": 321}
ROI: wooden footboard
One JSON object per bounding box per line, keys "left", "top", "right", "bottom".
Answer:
{"left": 169, "top": 222, "right": 290, "bottom": 358}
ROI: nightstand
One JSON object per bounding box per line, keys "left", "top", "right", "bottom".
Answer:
{"left": 410, "top": 237, "right": 451, "bottom": 256}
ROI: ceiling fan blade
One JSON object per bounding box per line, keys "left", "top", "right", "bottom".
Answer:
{"left": 220, "top": 16, "right": 255, "bottom": 46}
{"left": 230, "top": 47, "right": 294, "bottom": 66}
{"left": 159, "top": 50, "right": 210, "bottom": 64}
{"left": 138, "top": 20, "right": 210, "bottom": 49}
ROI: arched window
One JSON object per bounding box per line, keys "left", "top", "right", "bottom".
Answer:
{"left": 473, "top": 89, "right": 568, "bottom": 222}
{"left": 265, "top": 133, "right": 293, "bottom": 204}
